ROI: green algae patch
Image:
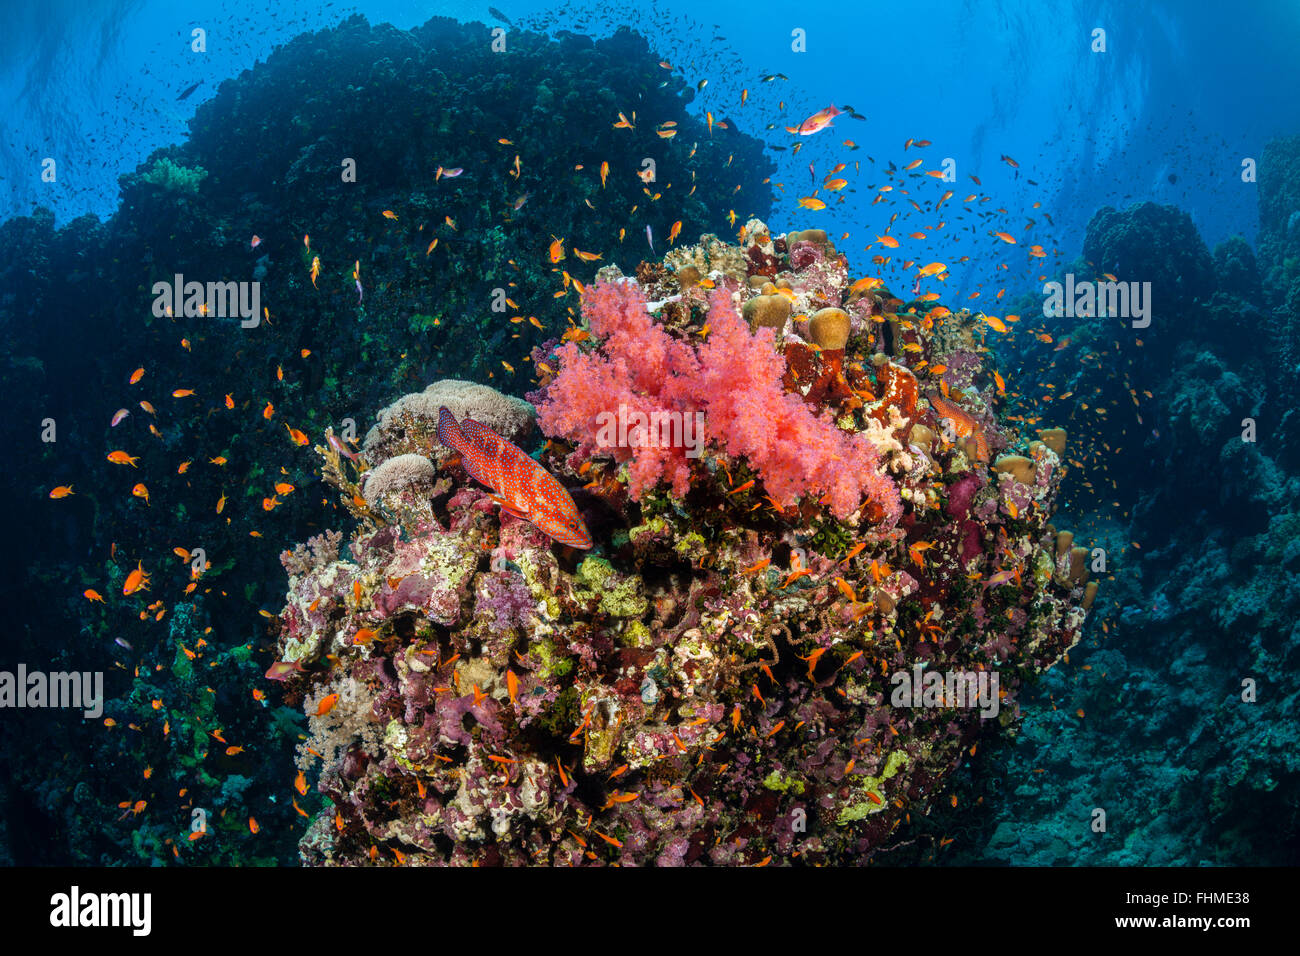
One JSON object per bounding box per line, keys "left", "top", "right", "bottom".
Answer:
{"left": 515, "top": 552, "right": 563, "bottom": 621}
{"left": 531, "top": 636, "right": 573, "bottom": 680}
{"left": 575, "top": 556, "right": 647, "bottom": 618}
{"left": 763, "top": 769, "right": 807, "bottom": 795}
{"left": 618, "top": 619, "right": 653, "bottom": 648}
{"left": 627, "top": 517, "right": 668, "bottom": 544}
{"left": 836, "top": 750, "right": 909, "bottom": 824}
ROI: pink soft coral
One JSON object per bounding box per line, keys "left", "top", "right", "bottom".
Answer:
{"left": 535, "top": 280, "right": 900, "bottom": 524}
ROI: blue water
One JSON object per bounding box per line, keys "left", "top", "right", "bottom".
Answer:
{"left": 6, "top": 0, "right": 1297, "bottom": 260}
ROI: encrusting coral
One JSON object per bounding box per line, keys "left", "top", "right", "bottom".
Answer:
{"left": 272, "top": 222, "right": 1096, "bottom": 866}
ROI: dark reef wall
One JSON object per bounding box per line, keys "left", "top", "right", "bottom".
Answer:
{"left": 0, "top": 14, "right": 770, "bottom": 865}
{"left": 933, "top": 154, "right": 1300, "bottom": 865}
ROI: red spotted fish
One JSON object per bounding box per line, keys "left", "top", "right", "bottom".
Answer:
{"left": 927, "top": 392, "right": 990, "bottom": 462}
{"left": 437, "top": 406, "right": 592, "bottom": 549}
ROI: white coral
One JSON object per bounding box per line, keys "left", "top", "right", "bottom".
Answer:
{"left": 361, "top": 453, "right": 436, "bottom": 504}
{"left": 363, "top": 378, "right": 536, "bottom": 461}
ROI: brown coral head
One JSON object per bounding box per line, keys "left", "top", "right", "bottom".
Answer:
{"left": 1055, "top": 530, "right": 1074, "bottom": 558}
{"left": 676, "top": 265, "right": 702, "bottom": 289}
{"left": 1036, "top": 427, "right": 1067, "bottom": 455}
{"left": 808, "top": 307, "right": 851, "bottom": 350}
{"left": 993, "top": 455, "right": 1036, "bottom": 486}
{"left": 908, "top": 423, "right": 936, "bottom": 452}
{"left": 1068, "top": 547, "right": 1089, "bottom": 584}
{"left": 743, "top": 293, "right": 792, "bottom": 333}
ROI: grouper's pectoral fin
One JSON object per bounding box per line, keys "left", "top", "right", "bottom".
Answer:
{"left": 489, "top": 494, "right": 531, "bottom": 520}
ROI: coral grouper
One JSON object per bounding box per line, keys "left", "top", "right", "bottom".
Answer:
{"left": 437, "top": 406, "right": 592, "bottom": 549}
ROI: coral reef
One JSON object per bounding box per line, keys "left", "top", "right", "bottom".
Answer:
{"left": 273, "top": 225, "right": 1094, "bottom": 865}
{"left": 1081, "top": 201, "right": 1215, "bottom": 319}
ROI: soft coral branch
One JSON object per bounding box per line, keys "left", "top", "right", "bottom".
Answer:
{"left": 535, "top": 280, "right": 900, "bottom": 524}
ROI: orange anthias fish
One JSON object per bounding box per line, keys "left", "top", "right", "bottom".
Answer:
{"left": 785, "top": 104, "right": 843, "bottom": 135}
{"left": 436, "top": 407, "right": 591, "bottom": 549}
{"left": 122, "top": 561, "right": 150, "bottom": 596}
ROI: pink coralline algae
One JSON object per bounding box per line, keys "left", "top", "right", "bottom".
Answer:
{"left": 535, "top": 279, "right": 901, "bottom": 524}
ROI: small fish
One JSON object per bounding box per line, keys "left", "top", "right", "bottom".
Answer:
{"left": 984, "top": 569, "right": 1017, "bottom": 589}
{"left": 785, "top": 104, "right": 843, "bottom": 135}
{"left": 176, "top": 81, "right": 202, "bottom": 101}
{"left": 381, "top": 210, "right": 398, "bottom": 220}
{"left": 798, "top": 196, "right": 826, "bottom": 211}
{"left": 128, "top": 368, "right": 145, "bottom": 384}
{"left": 84, "top": 588, "right": 104, "bottom": 603}
{"left": 314, "top": 694, "right": 339, "bottom": 716}
{"left": 265, "top": 660, "right": 305, "bottom": 681}
{"left": 122, "top": 561, "right": 149, "bottom": 596}
{"left": 646, "top": 224, "right": 655, "bottom": 253}
{"left": 172, "top": 388, "right": 195, "bottom": 398}
{"left": 131, "top": 483, "right": 150, "bottom": 506}
{"left": 324, "top": 430, "right": 355, "bottom": 458}
{"left": 49, "top": 485, "right": 74, "bottom": 499}
{"left": 309, "top": 255, "right": 320, "bottom": 288}
{"left": 249, "top": 235, "right": 261, "bottom": 250}
{"left": 107, "top": 450, "right": 139, "bottom": 467}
